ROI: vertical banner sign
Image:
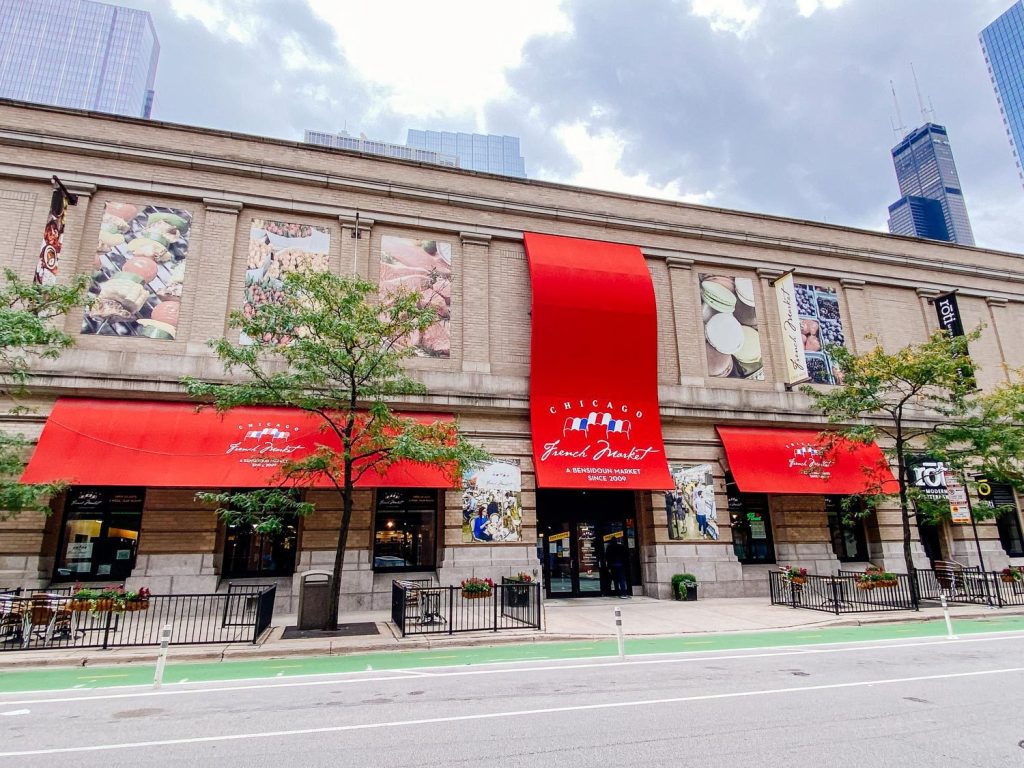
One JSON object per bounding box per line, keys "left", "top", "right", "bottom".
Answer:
{"left": 773, "top": 273, "right": 809, "bottom": 385}
{"left": 524, "top": 233, "right": 672, "bottom": 489}
{"left": 933, "top": 291, "right": 975, "bottom": 388}
{"left": 34, "top": 188, "right": 71, "bottom": 285}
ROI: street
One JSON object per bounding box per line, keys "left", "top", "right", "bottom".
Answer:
{"left": 0, "top": 631, "right": 1022, "bottom": 767}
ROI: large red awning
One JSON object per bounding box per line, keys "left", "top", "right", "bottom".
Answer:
{"left": 524, "top": 233, "right": 672, "bottom": 489}
{"left": 717, "top": 426, "right": 897, "bottom": 495}
{"left": 21, "top": 398, "right": 457, "bottom": 489}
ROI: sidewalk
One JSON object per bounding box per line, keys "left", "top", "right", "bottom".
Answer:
{"left": 1, "top": 596, "right": 1022, "bottom": 671}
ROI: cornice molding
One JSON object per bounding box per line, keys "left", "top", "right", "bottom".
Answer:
{"left": 459, "top": 232, "right": 492, "bottom": 247}
{"left": 202, "top": 197, "right": 243, "bottom": 214}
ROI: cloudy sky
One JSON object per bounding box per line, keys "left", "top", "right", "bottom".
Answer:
{"left": 128, "top": 0, "right": 1023, "bottom": 253}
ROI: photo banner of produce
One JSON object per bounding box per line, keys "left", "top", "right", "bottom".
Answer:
{"left": 241, "top": 218, "right": 331, "bottom": 345}
{"left": 379, "top": 236, "right": 452, "bottom": 358}
{"left": 666, "top": 464, "right": 720, "bottom": 541}
{"left": 82, "top": 202, "right": 192, "bottom": 340}
{"left": 794, "top": 283, "right": 845, "bottom": 384}
{"left": 462, "top": 460, "right": 523, "bottom": 543}
{"left": 700, "top": 274, "right": 764, "bottom": 380}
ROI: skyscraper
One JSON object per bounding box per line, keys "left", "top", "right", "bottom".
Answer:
{"left": 886, "top": 123, "right": 975, "bottom": 246}
{"left": 304, "top": 130, "right": 458, "bottom": 168}
{"left": 406, "top": 130, "right": 527, "bottom": 178}
{"left": 980, "top": 2, "right": 1024, "bottom": 189}
{"left": 0, "top": 0, "right": 159, "bottom": 119}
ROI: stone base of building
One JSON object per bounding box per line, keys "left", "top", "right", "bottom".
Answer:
{"left": 436, "top": 545, "right": 540, "bottom": 592}
{"left": 949, "top": 539, "right": 1012, "bottom": 571}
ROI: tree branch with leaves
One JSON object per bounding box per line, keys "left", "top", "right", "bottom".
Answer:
{"left": 185, "top": 270, "right": 488, "bottom": 629}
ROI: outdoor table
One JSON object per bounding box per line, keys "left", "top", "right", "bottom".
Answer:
{"left": 2, "top": 593, "right": 72, "bottom": 648}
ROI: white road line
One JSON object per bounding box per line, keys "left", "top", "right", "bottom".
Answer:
{"left": 1, "top": 666, "right": 1021, "bottom": 757}
{"left": 1, "top": 632, "right": 1023, "bottom": 707}
{"left": 0, "top": 709, "right": 29, "bottom": 716}
{"left": 394, "top": 669, "right": 434, "bottom": 677}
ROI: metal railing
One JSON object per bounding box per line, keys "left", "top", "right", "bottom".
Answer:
{"left": 769, "top": 571, "right": 918, "bottom": 614}
{"left": 391, "top": 580, "right": 542, "bottom": 637}
{"left": 0, "top": 586, "right": 276, "bottom": 651}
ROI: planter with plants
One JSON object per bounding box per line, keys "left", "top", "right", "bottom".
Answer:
{"left": 69, "top": 584, "right": 151, "bottom": 613}
{"left": 460, "top": 577, "right": 494, "bottom": 599}
{"left": 1000, "top": 566, "right": 1023, "bottom": 584}
{"left": 855, "top": 567, "right": 898, "bottom": 590}
{"left": 671, "top": 573, "right": 699, "bottom": 601}
{"left": 781, "top": 566, "right": 808, "bottom": 586}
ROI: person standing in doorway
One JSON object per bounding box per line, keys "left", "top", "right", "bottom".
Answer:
{"left": 604, "top": 536, "right": 630, "bottom": 598}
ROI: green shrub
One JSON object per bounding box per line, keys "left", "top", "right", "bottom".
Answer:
{"left": 671, "top": 573, "right": 697, "bottom": 599}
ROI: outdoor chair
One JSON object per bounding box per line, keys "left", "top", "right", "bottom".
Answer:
{"left": 0, "top": 602, "right": 22, "bottom": 643}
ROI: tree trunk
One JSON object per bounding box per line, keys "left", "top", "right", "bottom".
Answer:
{"left": 325, "top": 478, "right": 353, "bottom": 631}
{"left": 894, "top": 435, "right": 918, "bottom": 603}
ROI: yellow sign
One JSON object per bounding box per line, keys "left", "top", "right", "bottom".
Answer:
{"left": 548, "top": 531, "right": 569, "bottom": 542}
{"left": 602, "top": 531, "right": 624, "bottom": 542}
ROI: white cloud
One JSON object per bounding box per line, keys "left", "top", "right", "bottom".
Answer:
{"left": 168, "top": 0, "right": 261, "bottom": 44}
{"left": 689, "top": 0, "right": 763, "bottom": 36}
{"left": 546, "top": 121, "right": 716, "bottom": 205}
{"left": 306, "top": 0, "right": 571, "bottom": 127}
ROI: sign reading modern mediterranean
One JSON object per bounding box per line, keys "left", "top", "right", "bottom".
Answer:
{"left": 523, "top": 233, "right": 672, "bottom": 489}
{"left": 907, "top": 457, "right": 948, "bottom": 501}
{"left": 773, "top": 273, "right": 809, "bottom": 385}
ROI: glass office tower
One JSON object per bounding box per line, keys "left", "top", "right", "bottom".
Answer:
{"left": 886, "top": 123, "right": 975, "bottom": 246}
{"left": 0, "top": 0, "right": 159, "bottom": 118}
{"left": 406, "top": 130, "right": 527, "bottom": 178}
{"left": 981, "top": 2, "right": 1024, "bottom": 189}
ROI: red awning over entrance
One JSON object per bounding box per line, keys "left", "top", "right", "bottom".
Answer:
{"left": 524, "top": 233, "right": 672, "bottom": 490}
{"left": 21, "top": 398, "right": 457, "bottom": 489}
{"left": 717, "top": 426, "right": 897, "bottom": 495}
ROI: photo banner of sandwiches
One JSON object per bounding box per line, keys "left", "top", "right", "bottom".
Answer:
{"left": 83, "top": 202, "right": 192, "bottom": 340}
{"left": 700, "top": 274, "right": 764, "bottom": 380}
{"left": 795, "top": 283, "right": 845, "bottom": 384}
{"left": 241, "top": 218, "right": 330, "bottom": 346}
{"left": 379, "top": 236, "right": 452, "bottom": 358}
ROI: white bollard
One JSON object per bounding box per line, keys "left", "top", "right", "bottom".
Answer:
{"left": 940, "top": 594, "right": 957, "bottom": 640}
{"left": 614, "top": 607, "right": 625, "bottom": 661}
{"left": 153, "top": 623, "right": 173, "bottom": 688}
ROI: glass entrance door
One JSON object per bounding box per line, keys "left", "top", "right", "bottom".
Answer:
{"left": 541, "top": 520, "right": 624, "bottom": 598}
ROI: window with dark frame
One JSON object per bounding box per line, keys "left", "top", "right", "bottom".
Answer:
{"left": 726, "top": 474, "right": 775, "bottom": 565}
{"left": 221, "top": 491, "right": 300, "bottom": 578}
{"left": 978, "top": 479, "right": 1024, "bottom": 558}
{"left": 54, "top": 487, "right": 145, "bottom": 581}
{"left": 825, "top": 496, "right": 870, "bottom": 562}
{"left": 373, "top": 489, "right": 438, "bottom": 572}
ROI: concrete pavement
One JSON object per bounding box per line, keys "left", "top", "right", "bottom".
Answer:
{"left": 1, "top": 595, "right": 1022, "bottom": 675}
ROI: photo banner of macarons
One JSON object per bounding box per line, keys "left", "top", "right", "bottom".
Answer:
{"left": 700, "top": 273, "right": 764, "bottom": 380}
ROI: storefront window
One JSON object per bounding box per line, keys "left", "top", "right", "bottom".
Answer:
{"left": 55, "top": 487, "right": 144, "bottom": 581}
{"left": 223, "top": 519, "right": 298, "bottom": 578}
{"left": 727, "top": 475, "right": 775, "bottom": 565}
{"left": 978, "top": 480, "right": 1024, "bottom": 558}
{"left": 826, "top": 496, "right": 870, "bottom": 562}
{"left": 373, "top": 490, "right": 438, "bottom": 571}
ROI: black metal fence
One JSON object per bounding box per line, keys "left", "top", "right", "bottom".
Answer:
{"left": 0, "top": 586, "right": 276, "bottom": 651}
{"left": 769, "top": 572, "right": 918, "bottom": 614}
{"left": 391, "top": 579, "right": 542, "bottom": 637}
{"left": 771, "top": 569, "right": 1024, "bottom": 613}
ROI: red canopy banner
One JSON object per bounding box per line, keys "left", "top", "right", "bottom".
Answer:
{"left": 21, "top": 398, "right": 456, "bottom": 489}
{"left": 524, "top": 233, "right": 672, "bottom": 489}
{"left": 717, "top": 426, "right": 897, "bottom": 495}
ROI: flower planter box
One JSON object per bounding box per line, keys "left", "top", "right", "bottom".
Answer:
{"left": 462, "top": 591, "right": 491, "bottom": 599}
{"left": 790, "top": 576, "right": 807, "bottom": 585}
{"left": 1001, "top": 575, "right": 1021, "bottom": 584}
{"left": 125, "top": 599, "right": 150, "bottom": 612}
{"left": 855, "top": 581, "right": 874, "bottom": 591}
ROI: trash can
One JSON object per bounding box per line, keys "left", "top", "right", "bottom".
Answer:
{"left": 684, "top": 582, "right": 698, "bottom": 601}
{"left": 297, "top": 571, "right": 333, "bottom": 630}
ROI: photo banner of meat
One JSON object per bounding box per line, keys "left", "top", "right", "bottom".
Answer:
{"left": 82, "top": 202, "right": 192, "bottom": 340}
{"left": 34, "top": 188, "right": 71, "bottom": 285}
{"left": 378, "top": 236, "right": 452, "bottom": 358}
{"left": 461, "top": 460, "right": 523, "bottom": 543}
{"left": 666, "top": 464, "right": 719, "bottom": 541}
{"left": 241, "top": 218, "right": 331, "bottom": 345}
{"left": 700, "top": 274, "right": 763, "bottom": 380}
{"left": 794, "top": 283, "right": 845, "bottom": 384}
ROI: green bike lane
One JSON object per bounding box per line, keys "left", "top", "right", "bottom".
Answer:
{"left": 3, "top": 615, "right": 1024, "bottom": 695}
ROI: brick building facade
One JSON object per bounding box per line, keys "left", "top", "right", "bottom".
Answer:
{"left": 0, "top": 100, "right": 1022, "bottom": 611}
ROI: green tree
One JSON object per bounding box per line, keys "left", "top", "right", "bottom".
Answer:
{"left": 0, "top": 269, "right": 87, "bottom": 519}
{"left": 185, "top": 270, "right": 488, "bottom": 630}
{"left": 802, "top": 328, "right": 1024, "bottom": 582}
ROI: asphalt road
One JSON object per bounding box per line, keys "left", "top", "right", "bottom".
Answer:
{"left": 1, "top": 632, "right": 1022, "bottom": 767}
